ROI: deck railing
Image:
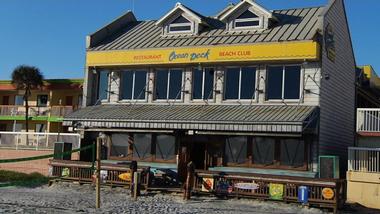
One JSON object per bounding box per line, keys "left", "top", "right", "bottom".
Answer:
{"left": 0, "top": 105, "right": 76, "bottom": 117}
{"left": 0, "top": 131, "right": 81, "bottom": 150}
{"left": 357, "top": 108, "right": 380, "bottom": 133}
{"left": 348, "top": 147, "right": 380, "bottom": 173}
{"left": 49, "top": 160, "right": 150, "bottom": 189}
{"left": 192, "top": 170, "right": 345, "bottom": 212}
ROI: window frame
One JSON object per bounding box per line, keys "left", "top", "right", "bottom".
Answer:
{"left": 97, "top": 70, "right": 110, "bottom": 102}
{"left": 154, "top": 68, "right": 184, "bottom": 102}
{"left": 223, "top": 136, "right": 309, "bottom": 171}
{"left": 108, "top": 133, "right": 177, "bottom": 163}
{"left": 36, "top": 94, "right": 48, "bottom": 107}
{"left": 192, "top": 67, "right": 216, "bottom": 102}
{"left": 35, "top": 123, "right": 46, "bottom": 133}
{"left": 223, "top": 66, "right": 258, "bottom": 102}
{"left": 14, "top": 95, "right": 24, "bottom": 106}
{"left": 233, "top": 9, "right": 262, "bottom": 30}
{"left": 119, "top": 69, "right": 149, "bottom": 102}
{"left": 265, "top": 64, "right": 303, "bottom": 102}
{"left": 168, "top": 15, "right": 193, "bottom": 34}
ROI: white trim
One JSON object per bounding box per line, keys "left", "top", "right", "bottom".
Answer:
{"left": 219, "top": 0, "right": 272, "bottom": 22}
{"left": 168, "top": 22, "right": 192, "bottom": 34}
{"left": 0, "top": 131, "right": 81, "bottom": 136}
{"left": 234, "top": 17, "right": 261, "bottom": 29}
{"left": 156, "top": 3, "right": 202, "bottom": 26}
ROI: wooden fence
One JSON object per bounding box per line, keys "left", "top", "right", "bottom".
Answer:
{"left": 191, "top": 170, "right": 345, "bottom": 213}
{"left": 49, "top": 160, "right": 150, "bottom": 189}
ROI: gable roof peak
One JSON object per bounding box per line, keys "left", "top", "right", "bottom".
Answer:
{"left": 220, "top": 0, "right": 272, "bottom": 22}
{"left": 156, "top": 2, "right": 204, "bottom": 26}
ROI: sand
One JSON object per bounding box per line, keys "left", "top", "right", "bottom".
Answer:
{"left": 0, "top": 182, "right": 340, "bottom": 214}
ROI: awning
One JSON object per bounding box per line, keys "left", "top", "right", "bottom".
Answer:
{"left": 63, "top": 105, "right": 318, "bottom": 134}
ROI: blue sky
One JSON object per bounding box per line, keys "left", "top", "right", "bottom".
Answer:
{"left": 0, "top": 0, "right": 379, "bottom": 79}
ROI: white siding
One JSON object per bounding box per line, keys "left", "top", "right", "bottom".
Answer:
{"left": 319, "top": 0, "right": 356, "bottom": 173}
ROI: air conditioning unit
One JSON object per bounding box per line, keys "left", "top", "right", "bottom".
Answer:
{"left": 318, "top": 156, "right": 340, "bottom": 179}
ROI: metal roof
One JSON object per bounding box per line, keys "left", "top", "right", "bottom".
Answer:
{"left": 89, "top": 7, "right": 324, "bottom": 52}
{"left": 64, "top": 105, "right": 318, "bottom": 133}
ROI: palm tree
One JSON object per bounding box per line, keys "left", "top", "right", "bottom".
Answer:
{"left": 11, "top": 65, "right": 44, "bottom": 134}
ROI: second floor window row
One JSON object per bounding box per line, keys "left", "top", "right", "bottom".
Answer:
{"left": 97, "top": 65, "right": 302, "bottom": 102}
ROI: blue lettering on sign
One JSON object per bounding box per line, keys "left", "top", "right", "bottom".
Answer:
{"left": 169, "top": 49, "right": 210, "bottom": 62}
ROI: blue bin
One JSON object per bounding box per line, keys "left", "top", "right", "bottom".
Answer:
{"left": 298, "top": 186, "right": 309, "bottom": 204}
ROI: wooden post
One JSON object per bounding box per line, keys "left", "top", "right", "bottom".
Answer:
{"left": 133, "top": 171, "right": 141, "bottom": 200}
{"left": 95, "top": 137, "right": 101, "bottom": 209}
{"left": 130, "top": 161, "right": 137, "bottom": 194}
{"left": 184, "top": 161, "right": 194, "bottom": 200}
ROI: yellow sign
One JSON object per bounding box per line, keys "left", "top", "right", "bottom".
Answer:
{"left": 118, "top": 172, "right": 132, "bottom": 182}
{"left": 87, "top": 41, "right": 320, "bottom": 66}
{"left": 61, "top": 168, "right": 70, "bottom": 177}
{"left": 202, "top": 178, "right": 214, "bottom": 192}
{"left": 322, "top": 188, "right": 335, "bottom": 200}
{"left": 269, "top": 183, "right": 284, "bottom": 200}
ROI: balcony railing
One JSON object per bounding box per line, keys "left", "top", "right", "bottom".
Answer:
{"left": 0, "top": 131, "right": 81, "bottom": 150}
{"left": 357, "top": 108, "right": 380, "bottom": 133}
{"left": 348, "top": 147, "right": 380, "bottom": 173}
{"left": 0, "top": 105, "right": 75, "bottom": 118}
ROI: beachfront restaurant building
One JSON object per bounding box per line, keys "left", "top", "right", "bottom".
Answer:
{"left": 64, "top": 0, "right": 356, "bottom": 182}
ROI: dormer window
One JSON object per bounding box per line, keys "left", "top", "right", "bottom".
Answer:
{"left": 219, "top": 0, "right": 275, "bottom": 32}
{"left": 156, "top": 3, "right": 206, "bottom": 36}
{"left": 168, "top": 16, "right": 192, "bottom": 33}
{"left": 234, "top": 10, "right": 260, "bottom": 28}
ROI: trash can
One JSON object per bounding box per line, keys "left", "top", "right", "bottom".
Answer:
{"left": 298, "top": 186, "right": 309, "bottom": 204}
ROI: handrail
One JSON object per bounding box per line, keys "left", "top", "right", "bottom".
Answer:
{"left": 357, "top": 108, "right": 380, "bottom": 132}
{"left": 348, "top": 147, "right": 380, "bottom": 152}
{"left": 348, "top": 147, "right": 380, "bottom": 173}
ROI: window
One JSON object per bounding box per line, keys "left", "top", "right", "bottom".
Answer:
{"left": 155, "top": 69, "right": 183, "bottom": 100}
{"left": 251, "top": 137, "right": 306, "bottom": 168}
{"left": 120, "top": 70, "right": 148, "bottom": 100}
{"left": 110, "top": 134, "right": 129, "bottom": 158}
{"left": 97, "top": 71, "right": 109, "bottom": 100}
{"left": 224, "top": 67, "right": 256, "bottom": 100}
{"left": 156, "top": 134, "right": 176, "bottom": 160}
{"left": 234, "top": 10, "right": 260, "bottom": 29}
{"left": 37, "top": 95, "right": 48, "bottom": 107}
{"left": 35, "top": 124, "right": 46, "bottom": 133}
{"left": 252, "top": 137, "right": 275, "bottom": 165}
{"left": 110, "top": 133, "right": 152, "bottom": 160}
{"left": 169, "top": 15, "right": 192, "bottom": 33}
{"left": 192, "top": 68, "right": 214, "bottom": 100}
{"left": 133, "top": 134, "right": 152, "bottom": 160}
{"left": 225, "top": 136, "right": 248, "bottom": 165}
{"left": 13, "top": 123, "right": 23, "bottom": 132}
{"left": 109, "top": 133, "right": 177, "bottom": 162}
{"left": 280, "top": 139, "right": 305, "bottom": 167}
{"left": 267, "top": 65, "right": 301, "bottom": 100}
{"left": 15, "top": 95, "right": 24, "bottom": 106}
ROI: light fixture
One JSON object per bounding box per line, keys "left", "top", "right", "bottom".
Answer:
{"left": 197, "top": 63, "right": 202, "bottom": 71}
{"left": 99, "top": 132, "right": 107, "bottom": 139}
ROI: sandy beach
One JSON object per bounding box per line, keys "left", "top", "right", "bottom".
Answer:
{"left": 0, "top": 182, "right": 330, "bottom": 214}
